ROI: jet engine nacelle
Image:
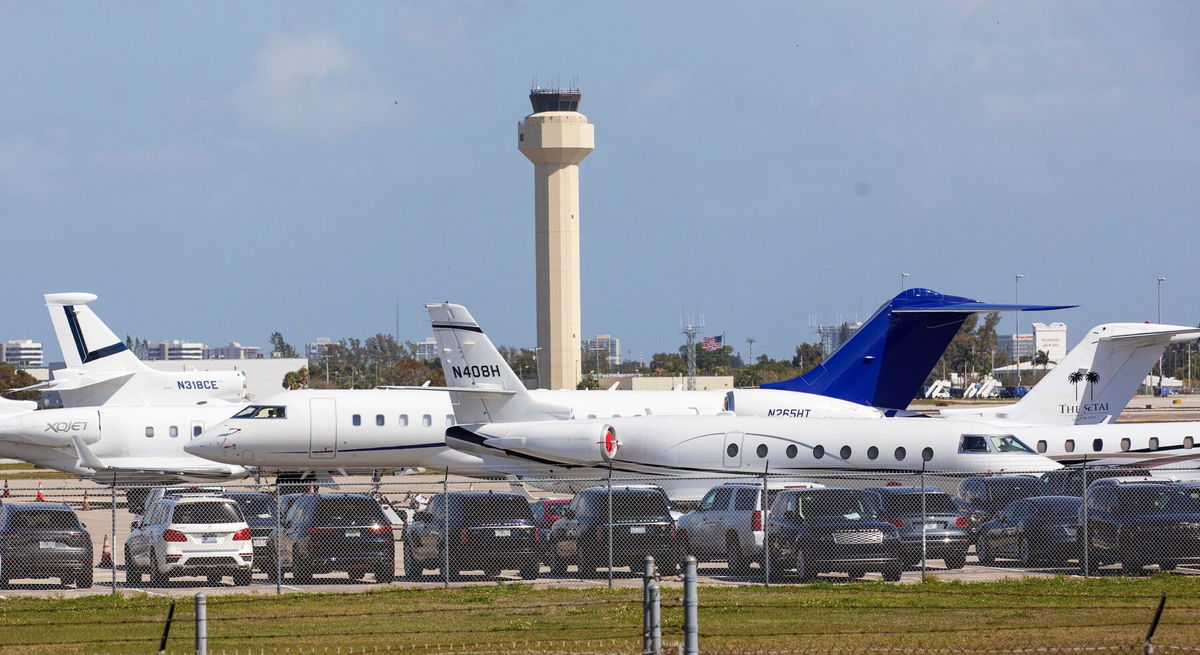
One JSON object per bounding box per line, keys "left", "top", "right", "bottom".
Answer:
{"left": 724, "top": 389, "right": 884, "bottom": 419}
{"left": 479, "top": 421, "right": 619, "bottom": 466}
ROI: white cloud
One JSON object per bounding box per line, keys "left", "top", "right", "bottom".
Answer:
{"left": 233, "top": 31, "right": 401, "bottom": 136}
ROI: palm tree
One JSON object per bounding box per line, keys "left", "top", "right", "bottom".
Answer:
{"left": 1067, "top": 370, "right": 1084, "bottom": 401}
{"left": 1085, "top": 371, "right": 1100, "bottom": 401}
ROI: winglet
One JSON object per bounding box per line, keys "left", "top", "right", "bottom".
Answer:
{"left": 761, "top": 288, "right": 1074, "bottom": 410}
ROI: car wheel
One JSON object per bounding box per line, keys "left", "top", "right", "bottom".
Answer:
{"left": 882, "top": 565, "right": 903, "bottom": 582}
{"left": 149, "top": 568, "right": 169, "bottom": 587}
{"left": 519, "top": 563, "right": 540, "bottom": 580}
{"left": 976, "top": 540, "right": 995, "bottom": 565}
{"left": 262, "top": 559, "right": 278, "bottom": 582}
{"left": 207, "top": 573, "right": 223, "bottom": 585}
{"left": 580, "top": 554, "right": 603, "bottom": 578}
{"left": 1017, "top": 538, "right": 1034, "bottom": 566}
{"left": 233, "top": 569, "right": 252, "bottom": 586}
{"left": 727, "top": 533, "right": 751, "bottom": 576}
{"left": 794, "top": 549, "right": 815, "bottom": 583}
{"left": 944, "top": 551, "right": 966, "bottom": 570}
{"left": 123, "top": 552, "right": 141, "bottom": 586}
{"left": 549, "top": 552, "right": 568, "bottom": 576}
{"left": 292, "top": 564, "right": 314, "bottom": 584}
{"left": 375, "top": 563, "right": 395, "bottom": 584}
{"left": 846, "top": 568, "right": 865, "bottom": 580}
{"left": 484, "top": 568, "right": 500, "bottom": 578}
{"left": 76, "top": 568, "right": 93, "bottom": 589}
{"left": 402, "top": 544, "right": 419, "bottom": 579}
{"left": 1159, "top": 561, "right": 1177, "bottom": 572}
{"left": 1121, "top": 558, "right": 1145, "bottom": 576}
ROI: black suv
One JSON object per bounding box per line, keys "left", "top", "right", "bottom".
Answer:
{"left": 1041, "top": 466, "right": 1150, "bottom": 497}
{"left": 766, "top": 488, "right": 903, "bottom": 582}
{"left": 1081, "top": 480, "right": 1200, "bottom": 575}
{"left": 955, "top": 475, "right": 1046, "bottom": 537}
{"left": 547, "top": 486, "right": 679, "bottom": 576}
{"left": 266, "top": 493, "right": 395, "bottom": 583}
{"left": 0, "top": 503, "right": 93, "bottom": 588}
{"left": 225, "top": 492, "right": 277, "bottom": 566}
{"left": 404, "top": 491, "right": 540, "bottom": 579}
{"left": 863, "top": 486, "right": 970, "bottom": 569}
{"left": 976, "top": 496, "right": 1082, "bottom": 566}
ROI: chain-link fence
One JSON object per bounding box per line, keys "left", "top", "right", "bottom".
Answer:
{"left": 1, "top": 465, "right": 1199, "bottom": 593}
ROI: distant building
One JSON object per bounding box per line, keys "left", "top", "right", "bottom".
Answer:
{"left": 998, "top": 333, "right": 1035, "bottom": 361}
{"left": 1, "top": 339, "right": 44, "bottom": 367}
{"left": 583, "top": 335, "right": 621, "bottom": 367}
{"left": 146, "top": 340, "right": 205, "bottom": 361}
{"left": 413, "top": 337, "right": 439, "bottom": 362}
{"left": 1032, "top": 322, "right": 1068, "bottom": 363}
{"left": 203, "top": 342, "right": 262, "bottom": 360}
{"left": 306, "top": 338, "right": 335, "bottom": 363}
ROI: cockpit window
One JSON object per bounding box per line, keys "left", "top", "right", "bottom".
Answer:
{"left": 959, "top": 435, "right": 989, "bottom": 453}
{"left": 232, "top": 405, "right": 286, "bottom": 419}
{"left": 990, "top": 435, "right": 1034, "bottom": 453}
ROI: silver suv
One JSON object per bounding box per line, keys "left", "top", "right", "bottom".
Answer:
{"left": 677, "top": 481, "right": 824, "bottom": 574}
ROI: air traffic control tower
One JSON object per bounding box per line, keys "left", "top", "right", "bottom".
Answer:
{"left": 519, "top": 87, "right": 594, "bottom": 390}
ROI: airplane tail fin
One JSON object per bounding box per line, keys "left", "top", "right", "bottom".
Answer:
{"left": 45, "top": 293, "right": 150, "bottom": 373}
{"left": 426, "top": 303, "right": 570, "bottom": 424}
{"left": 963, "top": 323, "right": 1200, "bottom": 426}
{"left": 761, "top": 288, "right": 1074, "bottom": 410}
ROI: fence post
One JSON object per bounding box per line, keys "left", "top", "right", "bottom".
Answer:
{"left": 158, "top": 598, "right": 176, "bottom": 655}
{"left": 443, "top": 472, "right": 450, "bottom": 589}
{"left": 1081, "top": 457, "right": 1090, "bottom": 577}
{"left": 274, "top": 484, "right": 283, "bottom": 595}
{"left": 920, "top": 460, "right": 927, "bottom": 582}
{"left": 642, "top": 555, "right": 655, "bottom": 654}
{"left": 648, "top": 577, "right": 662, "bottom": 655}
{"left": 606, "top": 471, "right": 613, "bottom": 589}
{"left": 194, "top": 592, "right": 207, "bottom": 655}
{"left": 683, "top": 555, "right": 699, "bottom": 655}
{"left": 762, "top": 465, "right": 770, "bottom": 587}
{"left": 110, "top": 477, "right": 117, "bottom": 595}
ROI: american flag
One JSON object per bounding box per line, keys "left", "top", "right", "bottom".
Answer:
{"left": 700, "top": 335, "right": 723, "bottom": 351}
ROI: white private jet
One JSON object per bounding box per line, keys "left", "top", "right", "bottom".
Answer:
{"left": 426, "top": 303, "right": 1062, "bottom": 500}
{"left": 185, "top": 289, "right": 1064, "bottom": 483}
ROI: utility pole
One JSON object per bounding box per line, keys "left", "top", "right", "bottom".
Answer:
{"left": 682, "top": 316, "right": 703, "bottom": 391}
{"left": 1014, "top": 274, "right": 1023, "bottom": 390}
{"left": 1157, "top": 276, "right": 1166, "bottom": 395}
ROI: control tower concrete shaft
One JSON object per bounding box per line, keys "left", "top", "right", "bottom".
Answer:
{"left": 518, "top": 88, "right": 594, "bottom": 390}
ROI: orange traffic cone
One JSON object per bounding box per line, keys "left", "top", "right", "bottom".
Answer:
{"left": 97, "top": 535, "right": 113, "bottom": 569}
{"left": 35, "top": 480, "right": 45, "bottom": 502}
{"left": 2, "top": 479, "right": 9, "bottom": 498}
{"left": 81, "top": 490, "right": 91, "bottom": 511}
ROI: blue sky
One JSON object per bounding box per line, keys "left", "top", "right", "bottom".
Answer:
{"left": 1, "top": 2, "right": 1196, "bottom": 364}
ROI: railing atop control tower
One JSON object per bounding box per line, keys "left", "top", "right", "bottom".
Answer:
{"left": 529, "top": 86, "right": 581, "bottom": 112}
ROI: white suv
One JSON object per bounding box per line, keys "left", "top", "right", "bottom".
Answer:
{"left": 125, "top": 495, "right": 253, "bottom": 586}
{"left": 677, "top": 481, "right": 824, "bottom": 574}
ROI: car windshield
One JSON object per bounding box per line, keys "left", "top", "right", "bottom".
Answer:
{"left": 797, "top": 491, "right": 877, "bottom": 521}
{"left": 610, "top": 492, "right": 672, "bottom": 521}
{"left": 1028, "top": 498, "right": 1083, "bottom": 518}
{"left": 1115, "top": 488, "right": 1200, "bottom": 516}
{"left": 314, "top": 497, "right": 385, "bottom": 525}
{"left": 463, "top": 496, "right": 533, "bottom": 523}
{"left": 881, "top": 494, "right": 958, "bottom": 515}
{"left": 232, "top": 405, "right": 286, "bottom": 419}
{"left": 172, "top": 502, "right": 242, "bottom": 524}
{"left": 984, "top": 479, "right": 1044, "bottom": 506}
{"left": 231, "top": 495, "right": 275, "bottom": 519}
{"left": 7, "top": 510, "right": 81, "bottom": 531}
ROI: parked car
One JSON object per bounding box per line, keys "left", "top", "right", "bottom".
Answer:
{"left": 863, "top": 486, "right": 970, "bottom": 569}
{"left": 1040, "top": 466, "right": 1150, "bottom": 497}
{"left": 766, "top": 487, "right": 903, "bottom": 582}
{"left": 125, "top": 495, "right": 253, "bottom": 586}
{"left": 137, "top": 485, "right": 226, "bottom": 516}
{"left": 955, "top": 475, "right": 1046, "bottom": 537}
{"left": 677, "top": 481, "right": 824, "bottom": 574}
{"left": 224, "top": 492, "right": 278, "bottom": 565}
{"left": 0, "top": 503, "right": 93, "bottom": 588}
{"left": 530, "top": 498, "right": 571, "bottom": 545}
{"left": 1080, "top": 479, "right": 1200, "bottom": 575}
{"left": 547, "top": 486, "right": 680, "bottom": 576}
{"left": 975, "top": 496, "right": 1082, "bottom": 566}
{"left": 405, "top": 491, "right": 540, "bottom": 579}
{"left": 265, "top": 493, "right": 394, "bottom": 583}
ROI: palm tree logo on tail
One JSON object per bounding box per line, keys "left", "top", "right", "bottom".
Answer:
{"left": 1068, "top": 370, "right": 1084, "bottom": 401}
{"left": 1085, "top": 371, "right": 1100, "bottom": 401}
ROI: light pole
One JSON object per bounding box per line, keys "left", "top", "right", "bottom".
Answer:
{"left": 1157, "top": 276, "right": 1166, "bottom": 395}
{"left": 1014, "top": 274, "right": 1023, "bottom": 390}
{"left": 900, "top": 272, "right": 910, "bottom": 292}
